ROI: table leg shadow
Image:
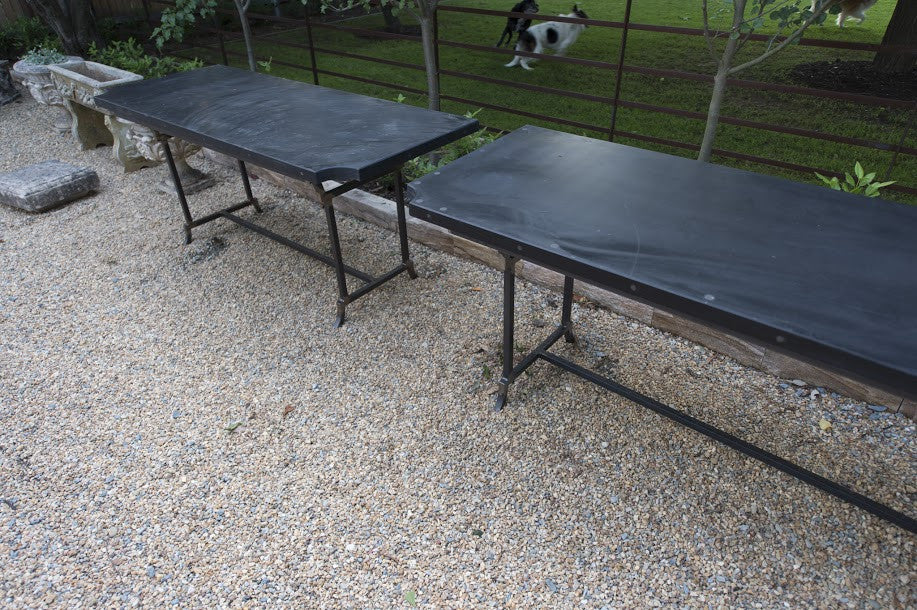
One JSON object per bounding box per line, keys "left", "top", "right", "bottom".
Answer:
{"left": 160, "top": 138, "right": 417, "bottom": 326}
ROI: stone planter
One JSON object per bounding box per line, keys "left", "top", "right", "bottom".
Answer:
{"left": 105, "top": 115, "right": 215, "bottom": 194}
{"left": 48, "top": 60, "right": 142, "bottom": 151}
{"left": 0, "top": 60, "right": 20, "bottom": 105}
{"left": 49, "top": 60, "right": 213, "bottom": 192}
{"left": 10, "top": 55, "right": 81, "bottom": 133}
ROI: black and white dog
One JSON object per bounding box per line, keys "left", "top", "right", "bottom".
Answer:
{"left": 505, "top": 5, "right": 588, "bottom": 70}
{"left": 496, "top": 0, "right": 539, "bottom": 47}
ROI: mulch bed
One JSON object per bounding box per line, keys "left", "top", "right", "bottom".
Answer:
{"left": 789, "top": 60, "right": 917, "bottom": 101}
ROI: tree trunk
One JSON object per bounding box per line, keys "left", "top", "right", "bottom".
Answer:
{"left": 25, "top": 0, "right": 104, "bottom": 56}
{"left": 698, "top": 26, "right": 742, "bottom": 162}
{"left": 417, "top": 10, "right": 440, "bottom": 111}
{"left": 234, "top": 0, "right": 258, "bottom": 72}
{"left": 698, "top": 68, "right": 730, "bottom": 162}
{"left": 381, "top": 4, "right": 403, "bottom": 34}
{"left": 872, "top": 0, "right": 916, "bottom": 74}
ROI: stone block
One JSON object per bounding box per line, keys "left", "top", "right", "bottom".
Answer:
{"left": 0, "top": 161, "right": 99, "bottom": 213}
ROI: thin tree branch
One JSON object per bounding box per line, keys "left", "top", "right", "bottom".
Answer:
{"left": 727, "top": 0, "right": 836, "bottom": 74}
{"left": 396, "top": 0, "right": 417, "bottom": 21}
{"left": 734, "top": 0, "right": 795, "bottom": 27}
{"left": 736, "top": 0, "right": 767, "bottom": 54}
{"left": 702, "top": 0, "right": 718, "bottom": 62}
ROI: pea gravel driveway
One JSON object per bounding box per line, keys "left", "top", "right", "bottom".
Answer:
{"left": 1, "top": 96, "right": 914, "bottom": 608}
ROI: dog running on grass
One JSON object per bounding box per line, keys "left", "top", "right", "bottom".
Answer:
{"left": 496, "top": 0, "right": 539, "bottom": 47}
{"left": 504, "top": 4, "right": 588, "bottom": 71}
{"left": 811, "top": 0, "right": 878, "bottom": 27}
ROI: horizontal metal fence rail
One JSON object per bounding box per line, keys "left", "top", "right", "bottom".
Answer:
{"left": 621, "top": 64, "right": 914, "bottom": 109}
{"left": 440, "top": 93, "right": 613, "bottom": 135}
{"left": 310, "top": 20, "right": 422, "bottom": 42}
{"left": 439, "top": 68, "right": 617, "bottom": 105}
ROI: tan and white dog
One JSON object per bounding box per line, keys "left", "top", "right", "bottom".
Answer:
{"left": 811, "top": 0, "right": 879, "bottom": 27}
{"left": 504, "top": 5, "right": 589, "bottom": 70}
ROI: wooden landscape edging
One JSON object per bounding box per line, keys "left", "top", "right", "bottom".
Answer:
{"left": 203, "top": 149, "right": 916, "bottom": 419}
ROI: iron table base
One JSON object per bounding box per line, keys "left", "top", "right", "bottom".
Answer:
{"left": 161, "top": 139, "right": 416, "bottom": 326}
{"left": 494, "top": 255, "right": 916, "bottom": 534}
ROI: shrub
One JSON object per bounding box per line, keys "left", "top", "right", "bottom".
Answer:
{"left": 0, "top": 17, "right": 57, "bottom": 60}
{"left": 88, "top": 38, "right": 202, "bottom": 79}
{"left": 20, "top": 46, "right": 67, "bottom": 65}
{"left": 400, "top": 105, "right": 501, "bottom": 183}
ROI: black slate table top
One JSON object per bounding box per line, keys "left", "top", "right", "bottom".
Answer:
{"left": 407, "top": 126, "right": 917, "bottom": 398}
{"left": 94, "top": 65, "right": 480, "bottom": 183}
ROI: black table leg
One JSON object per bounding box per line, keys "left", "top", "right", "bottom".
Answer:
{"left": 161, "top": 138, "right": 194, "bottom": 245}
{"left": 238, "top": 160, "right": 262, "bottom": 213}
{"left": 323, "top": 202, "right": 350, "bottom": 327}
{"left": 159, "top": 136, "right": 260, "bottom": 244}
{"left": 394, "top": 170, "right": 417, "bottom": 279}
{"left": 562, "top": 275, "right": 576, "bottom": 343}
{"left": 495, "top": 254, "right": 518, "bottom": 411}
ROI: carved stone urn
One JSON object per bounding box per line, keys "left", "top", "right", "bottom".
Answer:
{"left": 48, "top": 60, "right": 142, "bottom": 151}
{"left": 10, "top": 55, "right": 82, "bottom": 133}
{"left": 105, "top": 115, "right": 215, "bottom": 194}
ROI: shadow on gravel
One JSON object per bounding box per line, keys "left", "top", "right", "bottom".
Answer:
{"left": 186, "top": 236, "right": 228, "bottom": 265}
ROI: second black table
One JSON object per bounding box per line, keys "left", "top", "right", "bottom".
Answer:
{"left": 96, "top": 65, "right": 480, "bottom": 325}
{"left": 407, "top": 125, "right": 917, "bottom": 533}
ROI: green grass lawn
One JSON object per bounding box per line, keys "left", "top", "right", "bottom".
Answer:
{"left": 177, "top": 0, "right": 915, "bottom": 202}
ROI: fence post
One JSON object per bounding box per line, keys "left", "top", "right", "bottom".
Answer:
{"left": 608, "top": 0, "right": 633, "bottom": 142}
{"left": 141, "top": 0, "right": 152, "bottom": 28}
{"left": 305, "top": 9, "right": 320, "bottom": 85}
{"left": 433, "top": 7, "right": 442, "bottom": 103}
{"left": 884, "top": 100, "right": 916, "bottom": 182}
{"left": 215, "top": 13, "right": 229, "bottom": 65}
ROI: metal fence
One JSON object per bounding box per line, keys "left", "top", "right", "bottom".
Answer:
{"left": 155, "top": 0, "right": 916, "bottom": 198}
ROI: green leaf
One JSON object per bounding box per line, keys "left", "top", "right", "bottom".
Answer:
{"left": 482, "top": 364, "right": 492, "bottom": 380}
{"left": 225, "top": 421, "right": 243, "bottom": 432}
{"left": 844, "top": 172, "right": 856, "bottom": 187}
{"left": 404, "top": 590, "right": 417, "bottom": 606}
{"left": 863, "top": 172, "right": 876, "bottom": 184}
{"left": 854, "top": 162, "right": 864, "bottom": 180}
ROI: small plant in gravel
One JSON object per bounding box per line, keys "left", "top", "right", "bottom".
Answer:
{"left": 88, "top": 39, "right": 203, "bottom": 79}
{"left": 815, "top": 162, "right": 896, "bottom": 198}
{"left": 19, "top": 46, "right": 66, "bottom": 65}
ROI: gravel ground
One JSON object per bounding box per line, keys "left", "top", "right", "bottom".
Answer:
{"left": 1, "top": 96, "right": 915, "bottom": 608}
